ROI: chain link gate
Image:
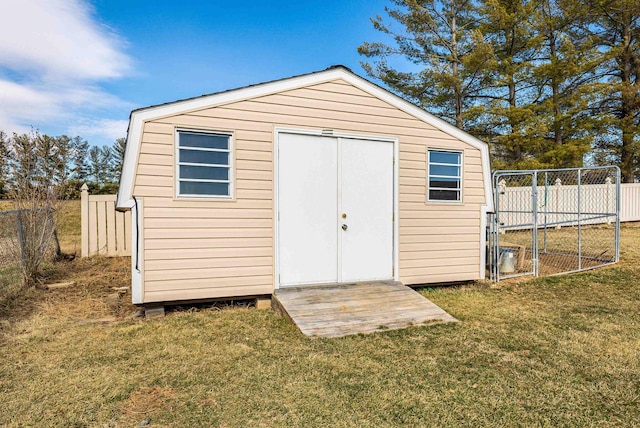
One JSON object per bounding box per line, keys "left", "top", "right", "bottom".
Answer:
{"left": 489, "top": 167, "right": 620, "bottom": 281}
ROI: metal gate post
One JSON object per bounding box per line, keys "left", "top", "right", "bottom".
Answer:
{"left": 543, "top": 171, "right": 548, "bottom": 253}
{"left": 494, "top": 174, "right": 501, "bottom": 282}
{"left": 487, "top": 213, "right": 492, "bottom": 281}
{"left": 615, "top": 167, "right": 621, "bottom": 262}
{"left": 488, "top": 212, "right": 495, "bottom": 281}
{"left": 532, "top": 172, "right": 539, "bottom": 276}
{"left": 577, "top": 169, "right": 582, "bottom": 271}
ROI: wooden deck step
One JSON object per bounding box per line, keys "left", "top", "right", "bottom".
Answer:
{"left": 273, "top": 281, "right": 457, "bottom": 338}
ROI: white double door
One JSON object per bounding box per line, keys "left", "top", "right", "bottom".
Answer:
{"left": 278, "top": 133, "right": 394, "bottom": 287}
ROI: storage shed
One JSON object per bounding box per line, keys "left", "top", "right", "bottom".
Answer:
{"left": 116, "top": 66, "right": 494, "bottom": 305}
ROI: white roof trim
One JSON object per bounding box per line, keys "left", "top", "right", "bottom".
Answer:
{"left": 116, "top": 67, "right": 494, "bottom": 211}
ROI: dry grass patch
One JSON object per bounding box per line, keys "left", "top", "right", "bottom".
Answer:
{"left": 53, "top": 199, "right": 81, "bottom": 255}
{"left": 120, "top": 386, "right": 177, "bottom": 421}
{"left": 1, "top": 256, "right": 134, "bottom": 332}
{"left": 1, "top": 200, "right": 86, "bottom": 328}
{"left": 0, "top": 227, "right": 638, "bottom": 427}
{"left": 40, "top": 256, "right": 135, "bottom": 319}
{"left": 0, "top": 200, "right": 15, "bottom": 211}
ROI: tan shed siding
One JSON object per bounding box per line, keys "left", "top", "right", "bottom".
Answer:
{"left": 398, "top": 114, "right": 479, "bottom": 270}
{"left": 133, "top": 78, "right": 486, "bottom": 302}
{"left": 398, "top": 140, "right": 483, "bottom": 284}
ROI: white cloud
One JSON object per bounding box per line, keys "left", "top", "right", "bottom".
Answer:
{"left": 0, "top": 78, "right": 60, "bottom": 121}
{"left": 68, "top": 118, "right": 129, "bottom": 142}
{"left": 0, "top": 0, "right": 133, "bottom": 144}
{"left": 0, "top": 0, "right": 130, "bottom": 80}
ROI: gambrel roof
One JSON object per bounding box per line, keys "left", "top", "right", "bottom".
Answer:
{"left": 116, "top": 65, "right": 493, "bottom": 211}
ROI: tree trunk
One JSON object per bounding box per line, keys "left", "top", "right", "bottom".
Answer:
{"left": 619, "top": 15, "right": 636, "bottom": 183}
{"left": 509, "top": 71, "right": 520, "bottom": 162}
{"left": 451, "top": 1, "right": 463, "bottom": 129}
{"left": 549, "top": 31, "right": 563, "bottom": 147}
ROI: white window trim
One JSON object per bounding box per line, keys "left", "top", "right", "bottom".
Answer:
{"left": 175, "top": 128, "right": 234, "bottom": 199}
{"left": 427, "top": 149, "right": 463, "bottom": 203}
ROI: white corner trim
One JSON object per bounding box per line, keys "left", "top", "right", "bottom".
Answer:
{"left": 116, "top": 67, "right": 494, "bottom": 211}
{"left": 272, "top": 128, "right": 280, "bottom": 291}
{"left": 480, "top": 205, "right": 489, "bottom": 280}
{"left": 131, "top": 198, "right": 143, "bottom": 304}
{"left": 116, "top": 115, "right": 141, "bottom": 209}
{"left": 393, "top": 133, "right": 400, "bottom": 282}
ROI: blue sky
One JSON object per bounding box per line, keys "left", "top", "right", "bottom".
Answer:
{"left": 1, "top": 0, "right": 397, "bottom": 146}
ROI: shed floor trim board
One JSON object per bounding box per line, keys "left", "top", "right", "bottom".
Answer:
{"left": 272, "top": 281, "right": 457, "bottom": 338}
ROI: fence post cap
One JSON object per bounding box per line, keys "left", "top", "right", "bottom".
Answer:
{"left": 555, "top": 178, "right": 562, "bottom": 185}
{"left": 81, "top": 183, "right": 89, "bottom": 192}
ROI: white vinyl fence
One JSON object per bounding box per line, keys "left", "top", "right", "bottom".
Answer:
{"left": 81, "top": 185, "right": 131, "bottom": 257}
{"left": 497, "top": 181, "right": 639, "bottom": 229}
{"left": 620, "top": 183, "right": 640, "bottom": 222}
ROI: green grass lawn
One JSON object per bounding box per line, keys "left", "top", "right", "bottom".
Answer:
{"left": 0, "top": 225, "right": 638, "bottom": 426}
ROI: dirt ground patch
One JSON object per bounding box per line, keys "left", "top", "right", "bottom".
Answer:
{"left": 120, "top": 386, "right": 177, "bottom": 422}
{"left": 41, "top": 256, "right": 136, "bottom": 320}
{"left": 1, "top": 256, "right": 135, "bottom": 329}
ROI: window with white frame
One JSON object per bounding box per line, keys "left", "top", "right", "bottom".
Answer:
{"left": 176, "top": 130, "right": 232, "bottom": 197}
{"left": 428, "top": 150, "right": 462, "bottom": 202}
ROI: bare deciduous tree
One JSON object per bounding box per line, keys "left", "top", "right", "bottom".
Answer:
{"left": 1, "top": 130, "right": 69, "bottom": 286}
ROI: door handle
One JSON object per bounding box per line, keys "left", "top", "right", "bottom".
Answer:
{"left": 341, "top": 224, "right": 348, "bottom": 231}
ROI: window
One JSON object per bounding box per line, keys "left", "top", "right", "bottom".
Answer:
{"left": 428, "top": 150, "right": 462, "bottom": 202}
{"left": 176, "top": 130, "right": 232, "bottom": 197}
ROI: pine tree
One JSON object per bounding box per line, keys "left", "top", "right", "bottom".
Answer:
{"left": 53, "top": 135, "right": 90, "bottom": 198}
{"left": 478, "top": 0, "right": 547, "bottom": 169}
{"left": 87, "top": 145, "right": 115, "bottom": 190}
{"left": 590, "top": 0, "right": 639, "bottom": 182}
{"left": 358, "top": 0, "right": 494, "bottom": 129}
{"left": 112, "top": 137, "right": 126, "bottom": 181}
{"left": 0, "top": 131, "right": 9, "bottom": 197}
{"left": 531, "top": 0, "right": 600, "bottom": 167}
{"left": 69, "top": 136, "right": 89, "bottom": 183}
{"left": 360, "top": 0, "right": 638, "bottom": 174}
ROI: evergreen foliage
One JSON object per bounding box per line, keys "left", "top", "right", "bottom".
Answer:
{"left": 360, "top": 0, "right": 640, "bottom": 180}
{"left": 589, "top": 0, "right": 640, "bottom": 182}
{"left": 358, "top": 0, "right": 495, "bottom": 129}
{"left": 0, "top": 130, "right": 125, "bottom": 199}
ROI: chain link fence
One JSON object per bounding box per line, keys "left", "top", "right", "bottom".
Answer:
{"left": 0, "top": 208, "right": 60, "bottom": 288}
{"left": 0, "top": 210, "right": 23, "bottom": 290}
{"left": 489, "top": 166, "right": 620, "bottom": 281}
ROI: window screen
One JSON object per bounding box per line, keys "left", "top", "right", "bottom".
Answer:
{"left": 177, "top": 131, "right": 232, "bottom": 197}
{"left": 428, "top": 150, "right": 461, "bottom": 202}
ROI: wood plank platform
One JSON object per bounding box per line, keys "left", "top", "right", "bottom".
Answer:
{"left": 272, "top": 281, "right": 457, "bottom": 338}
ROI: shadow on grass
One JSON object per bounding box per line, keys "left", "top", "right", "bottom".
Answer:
{"left": 0, "top": 264, "right": 41, "bottom": 327}
{"left": 167, "top": 298, "right": 256, "bottom": 315}
{"left": 412, "top": 279, "right": 487, "bottom": 294}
